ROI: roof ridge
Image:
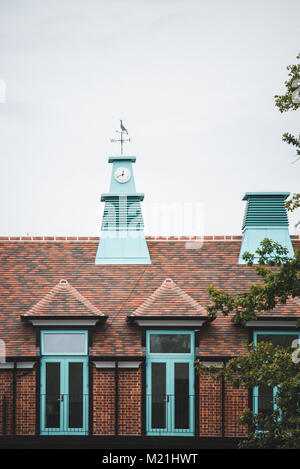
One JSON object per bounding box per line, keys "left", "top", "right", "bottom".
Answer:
{"left": 0, "top": 235, "right": 299, "bottom": 242}
{"left": 25, "top": 279, "right": 104, "bottom": 317}
{"left": 1, "top": 235, "right": 299, "bottom": 242}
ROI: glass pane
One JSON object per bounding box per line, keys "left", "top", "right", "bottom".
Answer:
{"left": 46, "top": 362, "right": 60, "bottom": 428}
{"left": 68, "top": 363, "right": 83, "bottom": 428}
{"left": 43, "top": 333, "right": 86, "bottom": 354}
{"left": 257, "top": 385, "right": 274, "bottom": 416}
{"left": 150, "top": 334, "right": 190, "bottom": 353}
{"left": 175, "top": 363, "right": 189, "bottom": 429}
{"left": 151, "top": 363, "right": 166, "bottom": 428}
{"left": 257, "top": 334, "right": 299, "bottom": 348}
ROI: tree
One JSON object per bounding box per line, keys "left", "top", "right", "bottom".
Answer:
{"left": 196, "top": 240, "right": 300, "bottom": 448}
{"left": 196, "top": 55, "right": 300, "bottom": 449}
{"left": 286, "top": 192, "right": 300, "bottom": 213}
{"left": 195, "top": 341, "right": 300, "bottom": 449}
{"left": 282, "top": 133, "right": 300, "bottom": 162}
{"left": 206, "top": 238, "right": 300, "bottom": 325}
{"left": 274, "top": 52, "right": 300, "bottom": 114}
{"left": 274, "top": 53, "right": 300, "bottom": 213}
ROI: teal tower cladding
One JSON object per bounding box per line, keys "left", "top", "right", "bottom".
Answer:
{"left": 95, "top": 156, "right": 151, "bottom": 265}
{"left": 238, "top": 192, "right": 294, "bottom": 264}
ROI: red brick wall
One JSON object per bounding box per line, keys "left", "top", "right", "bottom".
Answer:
{"left": 93, "top": 368, "right": 115, "bottom": 435}
{"left": 16, "top": 369, "right": 36, "bottom": 435}
{"left": 92, "top": 366, "right": 142, "bottom": 436}
{"left": 118, "top": 368, "right": 142, "bottom": 435}
{"left": 0, "top": 368, "right": 36, "bottom": 435}
{"left": 199, "top": 373, "right": 222, "bottom": 436}
{"left": 199, "top": 374, "right": 248, "bottom": 437}
{"left": 224, "top": 381, "right": 248, "bottom": 437}
{"left": 0, "top": 371, "right": 13, "bottom": 435}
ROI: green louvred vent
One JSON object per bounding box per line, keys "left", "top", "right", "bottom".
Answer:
{"left": 239, "top": 192, "right": 294, "bottom": 264}
{"left": 242, "top": 193, "right": 289, "bottom": 229}
{"left": 101, "top": 196, "right": 144, "bottom": 231}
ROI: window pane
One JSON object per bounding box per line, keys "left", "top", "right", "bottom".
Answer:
{"left": 46, "top": 362, "right": 60, "bottom": 428}
{"left": 257, "top": 385, "right": 274, "bottom": 416}
{"left": 68, "top": 363, "right": 83, "bottom": 428}
{"left": 150, "top": 334, "right": 190, "bottom": 353}
{"left": 151, "top": 363, "right": 166, "bottom": 428}
{"left": 175, "top": 363, "right": 189, "bottom": 429}
{"left": 257, "top": 334, "right": 299, "bottom": 348}
{"left": 43, "top": 333, "right": 86, "bottom": 354}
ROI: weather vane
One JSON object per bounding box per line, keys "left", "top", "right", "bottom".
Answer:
{"left": 110, "top": 120, "right": 131, "bottom": 155}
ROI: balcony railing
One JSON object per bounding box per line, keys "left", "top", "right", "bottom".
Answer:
{"left": 40, "top": 394, "right": 89, "bottom": 434}
{"left": 146, "top": 394, "right": 194, "bottom": 434}
{"left": 0, "top": 392, "right": 251, "bottom": 437}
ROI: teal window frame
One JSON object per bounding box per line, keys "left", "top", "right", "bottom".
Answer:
{"left": 253, "top": 331, "right": 300, "bottom": 347}
{"left": 253, "top": 331, "right": 300, "bottom": 415}
{"left": 41, "top": 330, "right": 88, "bottom": 356}
{"left": 146, "top": 330, "right": 195, "bottom": 357}
{"left": 146, "top": 330, "right": 195, "bottom": 437}
{"left": 40, "top": 356, "right": 89, "bottom": 435}
{"left": 40, "top": 330, "right": 89, "bottom": 435}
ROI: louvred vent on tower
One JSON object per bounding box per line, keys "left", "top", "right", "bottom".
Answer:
{"left": 238, "top": 192, "right": 294, "bottom": 264}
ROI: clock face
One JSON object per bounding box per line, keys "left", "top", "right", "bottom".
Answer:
{"left": 114, "top": 167, "right": 131, "bottom": 183}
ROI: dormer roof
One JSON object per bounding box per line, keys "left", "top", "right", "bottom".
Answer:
{"left": 22, "top": 279, "right": 105, "bottom": 319}
{"left": 129, "top": 278, "right": 207, "bottom": 318}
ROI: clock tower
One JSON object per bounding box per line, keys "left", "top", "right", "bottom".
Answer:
{"left": 95, "top": 155, "right": 151, "bottom": 265}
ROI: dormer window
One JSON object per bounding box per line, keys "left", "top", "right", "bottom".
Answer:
{"left": 42, "top": 331, "right": 88, "bottom": 355}
{"left": 149, "top": 333, "right": 192, "bottom": 354}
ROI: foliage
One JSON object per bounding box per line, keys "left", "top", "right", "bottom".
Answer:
{"left": 282, "top": 132, "right": 300, "bottom": 160}
{"left": 206, "top": 238, "right": 300, "bottom": 324}
{"left": 286, "top": 193, "right": 300, "bottom": 212}
{"left": 198, "top": 54, "right": 300, "bottom": 448}
{"left": 195, "top": 342, "right": 300, "bottom": 449}
{"left": 274, "top": 53, "right": 300, "bottom": 213}
{"left": 201, "top": 239, "right": 300, "bottom": 448}
{"left": 274, "top": 52, "right": 300, "bottom": 113}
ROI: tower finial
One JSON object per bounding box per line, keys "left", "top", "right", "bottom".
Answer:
{"left": 110, "top": 119, "right": 131, "bottom": 155}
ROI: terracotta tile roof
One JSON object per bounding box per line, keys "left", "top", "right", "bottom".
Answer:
{"left": 23, "top": 279, "right": 104, "bottom": 318}
{"left": 291, "top": 296, "right": 300, "bottom": 307}
{"left": 0, "top": 238, "right": 299, "bottom": 357}
{"left": 129, "top": 278, "right": 207, "bottom": 317}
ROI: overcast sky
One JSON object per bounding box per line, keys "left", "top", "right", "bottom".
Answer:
{"left": 0, "top": 0, "right": 299, "bottom": 236}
